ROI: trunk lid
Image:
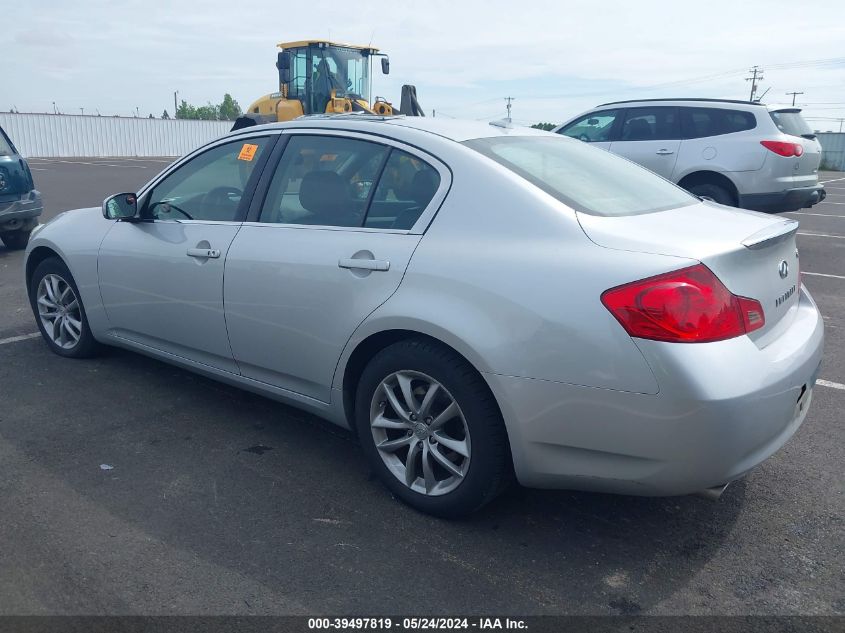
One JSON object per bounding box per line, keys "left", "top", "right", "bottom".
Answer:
{"left": 577, "top": 201, "right": 802, "bottom": 343}
{"left": 0, "top": 156, "right": 35, "bottom": 200}
{"left": 769, "top": 108, "right": 822, "bottom": 180}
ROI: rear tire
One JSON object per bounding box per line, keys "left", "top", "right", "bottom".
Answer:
{"left": 28, "top": 257, "right": 99, "bottom": 358}
{"left": 355, "top": 338, "right": 511, "bottom": 518}
{"left": 0, "top": 229, "right": 32, "bottom": 250}
{"left": 687, "top": 183, "right": 735, "bottom": 206}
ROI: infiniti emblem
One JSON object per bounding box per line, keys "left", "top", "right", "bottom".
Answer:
{"left": 778, "top": 260, "right": 789, "bottom": 279}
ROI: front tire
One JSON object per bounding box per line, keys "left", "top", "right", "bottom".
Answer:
{"left": 1, "top": 229, "right": 32, "bottom": 250}
{"left": 355, "top": 339, "right": 511, "bottom": 517}
{"left": 28, "top": 257, "right": 99, "bottom": 358}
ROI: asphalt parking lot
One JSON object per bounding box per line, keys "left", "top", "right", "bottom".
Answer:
{"left": 0, "top": 158, "right": 843, "bottom": 616}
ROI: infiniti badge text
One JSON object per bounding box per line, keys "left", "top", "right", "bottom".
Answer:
{"left": 776, "top": 285, "right": 796, "bottom": 307}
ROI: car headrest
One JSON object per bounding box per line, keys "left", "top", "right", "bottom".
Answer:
{"left": 408, "top": 170, "right": 439, "bottom": 206}
{"left": 299, "top": 171, "right": 347, "bottom": 217}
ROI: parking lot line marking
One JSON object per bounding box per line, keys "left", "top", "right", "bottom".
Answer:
{"left": 788, "top": 212, "right": 845, "bottom": 218}
{"left": 803, "top": 272, "right": 845, "bottom": 280}
{"left": 820, "top": 176, "right": 845, "bottom": 184}
{"left": 817, "top": 379, "right": 845, "bottom": 391}
{"left": 798, "top": 232, "right": 845, "bottom": 239}
{"left": 0, "top": 332, "right": 41, "bottom": 346}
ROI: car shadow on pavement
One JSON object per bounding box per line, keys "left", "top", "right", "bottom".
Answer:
{"left": 0, "top": 343, "right": 744, "bottom": 615}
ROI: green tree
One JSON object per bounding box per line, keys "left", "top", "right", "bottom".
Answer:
{"left": 162, "top": 110, "right": 170, "bottom": 119}
{"left": 218, "top": 93, "right": 242, "bottom": 121}
{"left": 531, "top": 122, "right": 557, "bottom": 131}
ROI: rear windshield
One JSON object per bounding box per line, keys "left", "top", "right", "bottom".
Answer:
{"left": 0, "top": 128, "right": 15, "bottom": 156}
{"left": 770, "top": 110, "right": 813, "bottom": 137}
{"left": 463, "top": 136, "right": 696, "bottom": 217}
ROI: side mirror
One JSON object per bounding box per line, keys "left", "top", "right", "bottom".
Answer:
{"left": 103, "top": 192, "right": 138, "bottom": 220}
{"left": 381, "top": 57, "right": 390, "bottom": 75}
{"left": 277, "top": 51, "right": 292, "bottom": 84}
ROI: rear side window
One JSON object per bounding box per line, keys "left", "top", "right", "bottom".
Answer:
{"left": 619, "top": 107, "right": 680, "bottom": 141}
{"left": 770, "top": 110, "right": 813, "bottom": 137}
{"left": 365, "top": 149, "right": 441, "bottom": 230}
{"left": 681, "top": 108, "right": 757, "bottom": 138}
{"left": 464, "top": 136, "right": 696, "bottom": 217}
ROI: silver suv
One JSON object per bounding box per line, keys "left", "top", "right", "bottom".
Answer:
{"left": 554, "top": 99, "right": 826, "bottom": 212}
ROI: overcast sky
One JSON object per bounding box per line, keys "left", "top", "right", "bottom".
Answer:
{"left": 4, "top": 0, "right": 845, "bottom": 129}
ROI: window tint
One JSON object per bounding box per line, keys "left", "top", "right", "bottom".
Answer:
{"left": 464, "top": 136, "right": 695, "bottom": 217}
{"left": 770, "top": 110, "right": 813, "bottom": 137}
{"left": 681, "top": 108, "right": 756, "bottom": 138}
{"left": 620, "top": 107, "right": 680, "bottom": 141}
{"left": 144, "top": 137, "right": 271, "bottom": 222}
{"left": 259, "top": 135, "right": 389, "bottom": 227}
{"left": 0, "top": 128, "right": 15, "bottom": 156}
{"left": 558, "top": 110, "right": 618, "bottom": 142}
{"left": 365, "top": 150, "right": 441, "bottom": 230}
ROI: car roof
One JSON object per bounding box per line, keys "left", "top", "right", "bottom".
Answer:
{"left": 230, "top": 115, "right": 553, "bottom": 143}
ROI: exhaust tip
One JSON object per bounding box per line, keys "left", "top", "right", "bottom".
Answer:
{"left": 694, "top": 483, "right": 729, "bottom": 501}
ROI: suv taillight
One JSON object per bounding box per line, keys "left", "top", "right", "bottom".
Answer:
{"left": 761, "top": 140, "right": 804, "bottom": 157}
{"left": 601, "top": 264, "right": 765, "bottom": 343}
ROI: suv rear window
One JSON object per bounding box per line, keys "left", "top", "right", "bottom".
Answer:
{"left": 770, "top": 109, "right": 813, "bottom": 138}
{"left": 0, "top": 128, "right": 15, "bottom": 156}
{"left": 681, "top": 108, "right": 756, "bottom": 138}
{"left": 464, "top": 136, "right": 696, "bottom": 217}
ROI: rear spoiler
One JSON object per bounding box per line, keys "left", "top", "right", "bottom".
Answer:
{"left": 741, "top": 220, "right": 799, "bottom": 250}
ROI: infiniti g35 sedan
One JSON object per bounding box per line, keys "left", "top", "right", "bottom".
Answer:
{"left": 24, "top": 115, "right": 823, "bottom": 517}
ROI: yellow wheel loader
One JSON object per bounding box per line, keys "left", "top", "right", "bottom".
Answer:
{"left": 232, "top": 40, "right": 425, "bottom": 130}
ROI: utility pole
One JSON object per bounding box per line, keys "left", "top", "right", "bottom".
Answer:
{"left": 79, "top": 107, "right": 84, "bottom": 116}
{"left": 174, "top": 91, "right": 178, "bottom": 119}
{"left": 746, "top": 66, "right": 763, "bottom": 102}
{"left": 786, "top": 91, "right": 804, "bottom": 106}
{"left": 505, "top": 96, "right": 515, "bottom": 122}
{"left": 52, "top": 101, "right": 57, "bottom": 114}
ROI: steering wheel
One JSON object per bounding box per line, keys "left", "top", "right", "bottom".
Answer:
{"left": 203, "top": 186, "right": 243, "bottom": 209}
{"left": 148, "top": 200, "right": 193, "bottom": 220}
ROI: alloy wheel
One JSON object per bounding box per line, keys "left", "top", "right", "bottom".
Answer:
{"left": 36, "top": 274, "right": 83, "bottom": 350}
{"left": 369, "top": 370, "right": 471, "bottom": 496}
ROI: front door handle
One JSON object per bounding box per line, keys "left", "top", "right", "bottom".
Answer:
{"left": 338, "top": 258, "right": 390, "bottom": 271}
{"left": 655, "top": 149, "right": 675, "bottom": 155}
{"left": 187, "top": 248, "right": 221, "bottom": 259}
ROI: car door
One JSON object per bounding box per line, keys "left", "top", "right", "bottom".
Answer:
{"left": 555, "top": 109, "right": 620, "bottom": 151}
{"left": 97, "top": 134, "right": 276, "bottom": 372}
{"left": 224, "top": 131, "right": 449, "bottom": 402}
{"left": 610, "top": 106, "right": 681, "bottom": 179}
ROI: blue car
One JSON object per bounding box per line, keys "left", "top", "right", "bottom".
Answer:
{"left": 0, "top": 125, "right": 42, "bottom": 250}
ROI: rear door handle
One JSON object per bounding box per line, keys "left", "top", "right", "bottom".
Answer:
{"left": 338, "top": 258, "right": 390, "bottom": 271}
{"left": 655, "top": 149, "right": 675, "bottom": 155}
{"left": 187, "top": 248, "right": 221, "bottom": 259}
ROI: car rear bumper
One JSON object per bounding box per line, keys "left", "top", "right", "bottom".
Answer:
{"left": 0, "top": 190, "right": 43, "bottom": 232}
{"left": 485, "top": 287, "right": 824, "bottom": 496}
{"left": 740, "top": 185, "right": 826, "bottom": 213}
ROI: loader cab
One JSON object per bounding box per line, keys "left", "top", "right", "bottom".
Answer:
{"left": 277, "top": 41, "right": 384, "bottom": 115}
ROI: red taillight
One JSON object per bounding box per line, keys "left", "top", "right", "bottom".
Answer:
{"left": 601, "top": 264, "right": 765, "bottom": 343}
{"left": 761, "top": 140, "right": 804, "bottom": 157}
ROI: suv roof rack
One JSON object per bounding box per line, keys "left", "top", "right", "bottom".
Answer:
{"left": 597, "top": 98, "right": 762, "bottom": 107}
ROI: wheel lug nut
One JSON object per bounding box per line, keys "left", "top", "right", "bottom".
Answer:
{"left": 410, "top": 414, "right": 417, "bottom": 421}
{"left": 425, "top": 417, "right": 432, "bottom": 424}
{"left": 379, "top": 401, "right": 386, "bottom": 408}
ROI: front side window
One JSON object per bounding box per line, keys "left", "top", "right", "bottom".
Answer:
{"left": 0, "top": 128, "right": 15, "bottom": 156}
{"left": 558, "top": 110, "right": 618, "bottom": 142}
{"left": 464, "top": 136, "right": 696, "bottom": 217}
{"left": 143, "top": 137, "right": 271, "bottom": 222}
{"left": 620, "top": 107, "right": 680, "bottom": 141}
{"left": 259, "top": 135, "right": 389, "bottom": 227}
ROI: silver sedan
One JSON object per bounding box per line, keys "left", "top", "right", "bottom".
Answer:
{"left": 24, "top": 116, "right": 824, "bottom": 517}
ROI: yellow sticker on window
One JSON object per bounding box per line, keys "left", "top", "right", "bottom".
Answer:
{"left": 319, "top": 153, "right": 338, "bottom": 162}
{"left": 238, "top": 143, "right": 259, "bottom": 161}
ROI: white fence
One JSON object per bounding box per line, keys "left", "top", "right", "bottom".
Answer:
{"left": 0, "top": 113, "right": 232, "bottom": 158}
{"left": 818, "top": 133, "right": 845, "bottom": 172}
